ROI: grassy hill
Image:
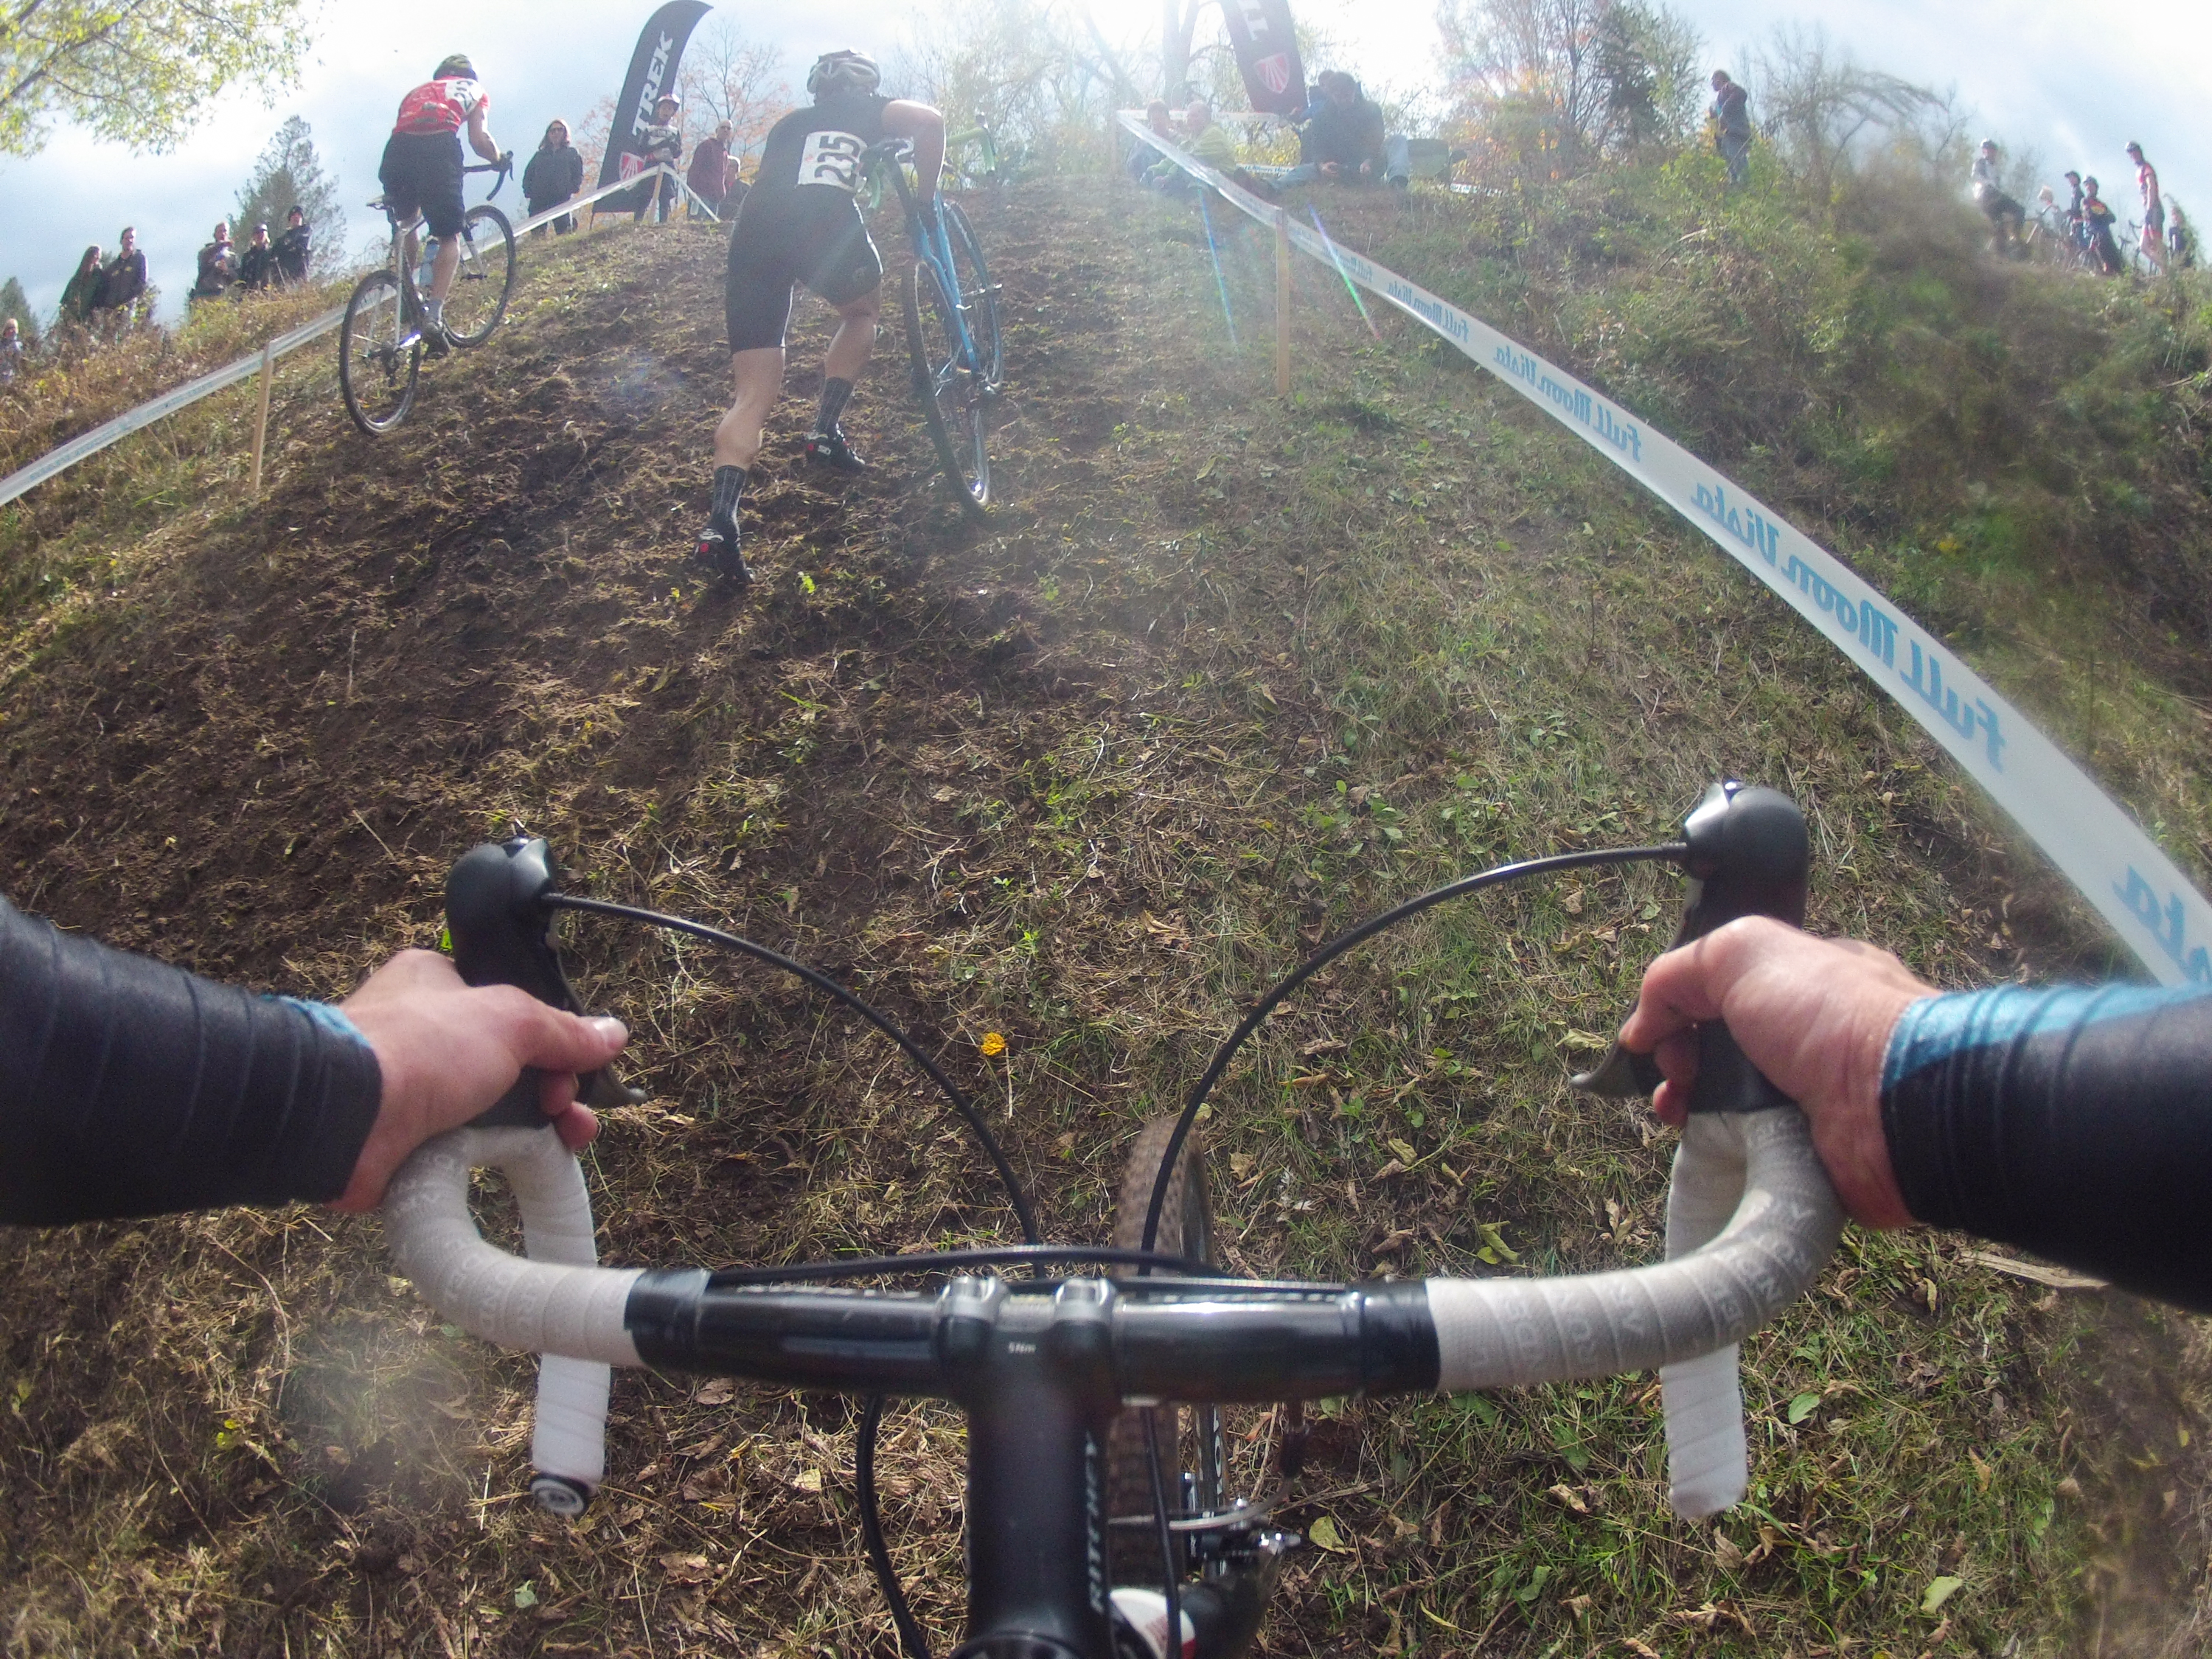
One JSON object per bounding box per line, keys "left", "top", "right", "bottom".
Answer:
{"left": 1, "top": 175, "right": 2208, "bottom": 1655}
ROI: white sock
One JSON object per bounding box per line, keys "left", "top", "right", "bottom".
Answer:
{"left": 424, "top": 296, "right": 444, "bottom": 325}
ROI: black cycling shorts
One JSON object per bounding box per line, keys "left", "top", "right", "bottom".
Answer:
{"left": 379, "top": 131, "right": 467, "bottom": 240}
{"left": 724, "top": 190, "right": 883, "bottom": 353}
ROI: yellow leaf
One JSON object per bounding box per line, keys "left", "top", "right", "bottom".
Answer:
{"left": 980, "top": 1032, "right": 1007, "bottom": 1057}
{"left": 1473, "top": 1221, "right": 1518, "bottom": 1263}
{"left": 790, "top": 1468, "right": 824, "bottom": 1492}
{"left": 1388, "top": 1138, "right": 1419, "bottom": 1164}
{"left": 1305, "top": 1513, "right": 1350, "bottom": 1553}
{"left": 1921, "top": 1575, "right": 1964, "bottom": 1614}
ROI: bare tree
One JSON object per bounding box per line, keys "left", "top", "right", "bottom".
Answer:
{"left": 1747, "top": 24, "right": 1950, "bottom": 206}
{"left": 891, "top": 0, "right": 1116, "bottom": 173}
{"left": 677, "top": 18, "right": 790, "bottom": 166}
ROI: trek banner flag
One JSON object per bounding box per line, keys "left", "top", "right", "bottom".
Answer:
{"left": 596, "top": 0, "right": 712, "bottom": 209}
{"left": 1220, "top": 0, "right": 1306, "bottom": 116}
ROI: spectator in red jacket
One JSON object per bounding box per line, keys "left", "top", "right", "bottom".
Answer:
{"left": 688, "top": 119, "right": 740, "bottom": 219}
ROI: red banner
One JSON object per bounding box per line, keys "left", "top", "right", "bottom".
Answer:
{"left": 1220, "top": 0, "right": 1305, "bottom": 116}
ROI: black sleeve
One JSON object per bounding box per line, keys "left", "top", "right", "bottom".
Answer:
{"left": 0, "top": 897, "right": 383, "bottom": 1225}
{"left": 1882, "top": 984, "right": 2212, "bottom": 1312}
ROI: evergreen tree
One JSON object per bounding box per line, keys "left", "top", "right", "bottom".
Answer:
{"left": 232, "top": 116, "right": 344, "bottom": 274}
{"left": 0, "top": 277, "right": 38, "bottom": 345}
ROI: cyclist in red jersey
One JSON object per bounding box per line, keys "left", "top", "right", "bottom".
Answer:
{"left": 691, "top": 49, "right": 945, "bottom": 585}
{"left": 2125, "top": 141, "right": 2166, "bottom": 274}
{"left": 378, "top": 53, "right": 507, "bottom": 354}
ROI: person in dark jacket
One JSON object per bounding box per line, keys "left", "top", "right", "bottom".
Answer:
{"left": 93, "top": 226, "right": 147, "bottom": 324}
{"left": 274, "top": 206, "right": 312, "bottom": 283}
{"left": 524, "top": 117, "right": 586, "bottom": 235}
{"left": 237, "top": 223, "right": 276, "bottom": 291}
{"left": 58, "top": 245, "right": 105, "bottom": 324}
{"left": 1295, "top": 72, "right": 1387, "bottom": 184}
{"left": 1710, "top": 70, "right": 1752, "bottom": 186}
{"left": 189, "top": 222, "right": 237, "bottom": 302}
{"left": 687, "top": 119, "right": 737, "bottom": 218}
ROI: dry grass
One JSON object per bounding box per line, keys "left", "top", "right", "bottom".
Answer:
{"left": 0, "top": 180, "right": 2206, "bottom": 1657}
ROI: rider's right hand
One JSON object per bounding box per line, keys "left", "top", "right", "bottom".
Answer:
{"left": 330, "top": 948, "right": 625, "bottom": 1212}
{"left": 1618, "top": 917, "right": 1927, "bottom": 1229}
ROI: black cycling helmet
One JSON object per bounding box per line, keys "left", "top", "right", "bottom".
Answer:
{"left": 807, "top": 50, "right": 881, "bottom": 99}
{"left": 435, "top": 53, "right": 476, "bottom": 80}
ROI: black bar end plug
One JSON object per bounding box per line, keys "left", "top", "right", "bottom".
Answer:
{"left": 445, "top": 837, "right": 644, "bottom": 1126}
{"left": 1569, "top": 781, "right": 1807, "bottom": 1113}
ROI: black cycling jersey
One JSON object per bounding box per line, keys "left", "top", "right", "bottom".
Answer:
{"left": 0, "top": 897, "right": 382, "bottom": 1225}
{"left": 754, "top": 92, "right": 893, "bottom": 197}
{"left": 1884, "top": 984, "right": 2212, "bottom": 1312}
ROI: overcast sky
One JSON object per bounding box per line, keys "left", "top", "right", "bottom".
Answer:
{"left": 1, "top": 0, "right": 2205, "bottom": 323}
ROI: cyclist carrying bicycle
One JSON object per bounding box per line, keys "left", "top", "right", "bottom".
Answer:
{"left": 693, "top": 50, "right": 945, "bottom": 585}
{"left": 378, "top": 53, "right": 508, "bottom": 357}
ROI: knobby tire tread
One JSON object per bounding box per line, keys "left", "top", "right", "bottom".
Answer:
{"left": 339, "top": 269, "right": 419, "bottom": 437}
{"left": 900, "top": 260, "right": 987, "bottom": 520}
{"left": 444, "top": 203, "right": 517, "bottom": 348}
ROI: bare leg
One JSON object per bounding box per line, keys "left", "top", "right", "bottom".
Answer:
{"left": 823, "top": 287, "right": 881, "bottom": 383}
{"left": 713, "top": 347, "right": 788, "bottom": 470}
{"left": 427, "top": 235, "right": 463, "bottom": 305}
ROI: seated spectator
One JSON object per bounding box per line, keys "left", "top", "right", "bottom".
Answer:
{"left": 94, "top": 226, "right": 147, "bottom": 323}
{"left": 189, "top": 222, "right": 237, "bottom": 302}
{"left": 59, "top": 245, "right": 105, "bottom": 325}
{"left": 274, "top": 206, "right": 313, "bottom": 284}
{"left": 237, "top": 223, "right": 276, "bottom": 291}
{"left": 524, "top": 118, "right": 585, "bottom": 237}
{"left": 687, "top": 120, "right": 737, "bottom": 219}
{"left": 0, "top": 317, "right": 23, "bottom": 384}
{"left": 1128, "top": 99, "right": 1175, "bottom": 181}
{"left": 635, "top": 94, "right": 684, "bottom": 223}
{"left": 1289, "top": 72, "right": 1386, "bottom": 185}
{"left": 1145, "top": 99, "right": 1273, "bottom": 198}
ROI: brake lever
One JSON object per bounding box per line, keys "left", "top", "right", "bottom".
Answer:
{"left": 1571, "top": 780, "right": 1806, "bottom": 1112}
{"left": 445, "top": 837, "right": 644, "bottom": 1125}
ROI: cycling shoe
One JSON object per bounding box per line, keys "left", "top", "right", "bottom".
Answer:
{"left": 802, "top": 428, "right": 868, "bottom": 473}
{"left": 691, "top": 522, "right": 752, "bottom": 585}
{"left": 421, "top": 324, "right": 453, "bottom": 361}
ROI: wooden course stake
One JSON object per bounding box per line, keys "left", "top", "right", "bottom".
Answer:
{"left": 1274, "top": 208, "right": 1292, "bottom": 396}
{"left": 250, "top": 341, "right": 274, "bottom": 493}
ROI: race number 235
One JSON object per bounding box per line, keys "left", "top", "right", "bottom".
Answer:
{"left": 799, "top": 131, "right": 865, "bottom": 191}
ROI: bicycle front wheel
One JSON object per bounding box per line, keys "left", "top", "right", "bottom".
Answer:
{"left": 901, "top": 257, "right": 990, "bottom": 517}
{"left": 942, "top": 200, "right": 1002, "bottom": 389}
{"left": 338, "top": 269, "right": 420, "bottom": 436}
{"left": 443, "top": 204, "right": 517, "bottom": 346}
{"left": 1105, "top": 1116, "right": 1225, "bottom": 1586}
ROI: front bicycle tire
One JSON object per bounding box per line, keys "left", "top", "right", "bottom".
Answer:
{"left": 942, "top": 199, "right": 1003, "bottom": 388}
{"left": 339, "top": 269, "right": 420, "bottom": 436}
{"left": 1106, "top": 1116, "right": 1225, "bottom": 1585}
{"left": 442, "top": 203, "right": 517, "bottom": 347}
{"left": 900, "top": 257, "right": 990, "bottom": 518}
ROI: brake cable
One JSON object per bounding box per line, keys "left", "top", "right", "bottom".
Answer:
{"left": 1137, "top": 843, "right": 1690, "bottom": 1258}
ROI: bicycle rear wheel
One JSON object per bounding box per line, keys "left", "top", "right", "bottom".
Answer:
{"left": 442, "top": 203, "right": 517, "bottom": 347}
{"left": 942, "top": 200, "right": 1002, "bottom": 389}
{"left": 1106, "top": 1116, "right": 1225, "bottom": 1585}
{"left": 900, "top": 257, "right": 990, "bottom": 518}
{"left": 338, "top": 269, "right": 420, "bottom": 436}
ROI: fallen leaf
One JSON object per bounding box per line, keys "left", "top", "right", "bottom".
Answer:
{"left": 1713, "top": 1534, "right": 1745, "bottom": 1570}
{"left": 1787, "top": 1391, "right": 1820, "bottom": 1425}
{"left": 693, "top": 1380, "right": 736, "bottom": 1407}
{"left": 1921, "top": 1575, "right": 1964, "bottom": 1614}
{"left": 790, "top": 1467, "right": 824, "bottom": 1492}
{"left": 1621, "top": 1642, "right": 1663, "bottom": 1659}
{"left": 512, "top": 1582, "right": 538, "bottom": 1610}
{"left": 1304, "top": 1513, "right": 1350, "bottom": 1554}
{"left": 660, "top": 1552, "right": 714, "bottom": 1586}
{"left": 1970, "top": 1450, "right": 1994, "bottom": 1491}
{"left": 1546, "top": 1483, "right": 1590, "bottom": 1516}
{"left": 1387, "top": 1137, "right": 1419, "bottom": 1164}
{"left": 1228, "top": 1152, "right": 1256, "bottom": 1178}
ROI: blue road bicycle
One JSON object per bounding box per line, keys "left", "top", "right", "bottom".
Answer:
{"left": 866, "top": 140, "right": 1002, "bottom": 518}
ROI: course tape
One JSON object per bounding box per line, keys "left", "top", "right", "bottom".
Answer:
{"left": 1120, "top": 113, "right": 2212, "bottom": 986}
{"left": 0, "top": 168, "right": 690, "bottom": 512}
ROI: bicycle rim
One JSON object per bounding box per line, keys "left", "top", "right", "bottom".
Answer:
{"left": 442, "top": 204, "right": 517, "bottom": 347}
{"left": 1105, "top": 1116, "right": 1225, "bottom": 1585}
{"left": 339, "top": 270, "right": 420, "bottom": 435}
{"left": 902, "top": 258, "right": 989, "bottom": 516}
{"left": 943, "top": 200, "right": 1003, "bottom": 388}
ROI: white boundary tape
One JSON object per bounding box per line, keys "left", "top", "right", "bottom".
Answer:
{"left": 1121, "top": 113, "right": 2212, "bottom": 985}
{"left": 0, "top": 167, "right": 699, "bottom": 512}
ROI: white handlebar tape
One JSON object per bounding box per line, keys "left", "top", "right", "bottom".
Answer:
{"left": 384, "top": 1127, "right": 645, "bottom": 1508}
{"left": 1425, "top": 1108, "right": 1841, "bottom": 1517}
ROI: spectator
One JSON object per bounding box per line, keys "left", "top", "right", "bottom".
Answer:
{"left": 94, "top": 226, "right": 147, "bottom": 324}
{"left": 524, "top": 117, "right": 585, "bottom": 236}
{"left": 635, "top": 93, "right": 684, "bottom": 223}
{"left": 1971, "top": 139, "right": 2025, "bottom": 257}
{"left": 2081, "top": 176, "right": 2124, "bottom": 276}
{"left": 687, "top": 119, "right": 738, "bottom": 219}
{"left": 2125, "top": 141, "right": 2165, "bottom": 274}
{"left": 1129, "top": 99, "right": 1174, "bottom": 181}
{"left": 2062, "top": 169, "right": 2088, "bottom": 256}
{"left": 1289, "top": 72, "right": 1386, "bottom": 185}
{"left": 1709, "top": 70, "right": 1752, "bottom": 187}
{"left": 58, "top": 245, "right": 105, "bottom": 325}
{"left": 189, "top": 222, "right": 237, "bottom": 302}
{"left": 0, "top": 317, "right": 23, "bottom": 384}
{"left": 2171, "top": 202, "right": 2197, "bottom": 271}
{"left": 1145, "top": 99, "right": 1273, "bottom": 198}
{"left": 274, "top": 206, "right": 313, "bottom": 284}
{"left": 237, "top": 223, "right": 276, "bottom": 291}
